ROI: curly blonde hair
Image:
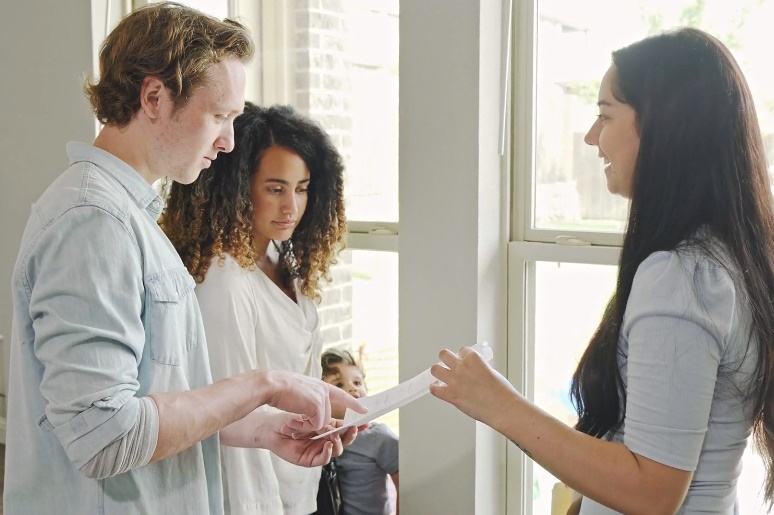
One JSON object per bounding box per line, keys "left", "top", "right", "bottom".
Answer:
{"left": 85, "top": 2, "right": 253, "bottom": 126}
{"left": 160, "top": 102, "right": 347, "bottom": 299}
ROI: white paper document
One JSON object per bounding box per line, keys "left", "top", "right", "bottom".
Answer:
{"left": 312, "top": 341, "right": 493, "bottom": 439}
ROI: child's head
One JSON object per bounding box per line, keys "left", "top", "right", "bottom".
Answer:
{"left": 322, "top": 349, "right": 367, "bottom": 419}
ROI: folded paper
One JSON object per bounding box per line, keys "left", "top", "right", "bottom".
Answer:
{"left": 312, "top": 341, "right": 493, "bottom": 439}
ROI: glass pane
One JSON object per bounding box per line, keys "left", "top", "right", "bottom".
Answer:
{"left": 319, "top": 249, "right": 399, "bottom": 436}
{"left": 281, "top": 0, "right": 399, "bottom": 222}
{"left": 532, "top": 262, "right": 616, "bottom": 512}
{"left": 150, "top": 0, "right": 228, "bottom": 19}
{"left": 534, "top": 0, "right": 774, "bottom": 233}
{"left": 531, "top": 260, "right": 767, "bottom": 513}
{"left": 343, "top": 0, "right": 400, "bottom": 223}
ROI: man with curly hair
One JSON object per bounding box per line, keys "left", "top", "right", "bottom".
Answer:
{"left": 5, "top": 4, "right": 362, "bottom": 515}
{"left": 160, "top": 102, "right": 348, "bottom": 515}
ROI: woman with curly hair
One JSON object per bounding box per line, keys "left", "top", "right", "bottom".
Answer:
{"left": 160, "top": 102, "right": 347, "bottom": 515}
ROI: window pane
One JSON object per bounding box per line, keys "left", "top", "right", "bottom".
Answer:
{"left": 532, "top": 262, "right": 616, "bottom": 512}
{"left": 533, "top": 0, "right": 774, "bottom": 233}
{"left": 149, "top": 0, "right": 228, "bottom": 18}
{"left": 343, "top": 0, "right": 400, "bottom": 223}
{"left": 319, "top": 249, "right": 399, "bottom": 436}
{"left": 286, "top": 0, "right": 399, "bottom": 222}
{"left": 184, "top": 0, "right": 228, "bottom": 18}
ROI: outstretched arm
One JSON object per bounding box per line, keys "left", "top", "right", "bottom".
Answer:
{"left": 148, "top": 369, "right": 365, "bottom": 463}
{"left": 430, "top": 254, "right": 735, "bottom": 514}
{"left": 430, "top": 349, "right": 691, "bottom": 515}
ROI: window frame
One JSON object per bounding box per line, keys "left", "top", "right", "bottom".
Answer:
{"left": 507, "top": 1, "right": 623, "bottom": 512}
{"left": 511, "top": 0, "right": 624, "bottom": 248}
{"left": 506, "top": 242, "right": 619, "bottom": 515}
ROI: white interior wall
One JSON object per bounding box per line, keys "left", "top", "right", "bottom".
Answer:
{"left": 399, "top": 1, "right": 509, "bottom": 513}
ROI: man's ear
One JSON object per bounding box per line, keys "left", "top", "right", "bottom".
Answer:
{"left": 140, "top": 77, "right": 166, "bottom": 120}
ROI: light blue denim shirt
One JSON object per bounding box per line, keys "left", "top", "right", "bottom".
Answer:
{"left": 5, "top": 142, "right": 223, "bottom": 514}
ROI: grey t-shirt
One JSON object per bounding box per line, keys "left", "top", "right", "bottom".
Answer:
{"left": 337, "top": 422, "right": 399, "bottom": 515}
{"left": 580, "top": 244, "right": 756, "bottom": 514}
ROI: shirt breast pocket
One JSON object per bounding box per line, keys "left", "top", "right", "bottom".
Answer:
{"left": 145, "top": 267, "right": 199, "bottom": 366}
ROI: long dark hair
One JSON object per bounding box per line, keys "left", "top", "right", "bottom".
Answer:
{"left": 160, "top": 102, "right": 347, "bottom": 299}
{"left": 570, "top": 27, "right": 774, "bottom": 501}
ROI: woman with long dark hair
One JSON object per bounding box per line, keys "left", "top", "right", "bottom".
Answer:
{"left": 161, "top": 102, "right": 347, "bottom": 515}
{"left": 431, "top": 27, "right": 774, "bottom": 513}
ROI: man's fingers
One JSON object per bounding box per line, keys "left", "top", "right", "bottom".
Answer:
{"left": 286, "top": 414, "right": 309, "bottom": 427}
{"left": 326, "top": 383, "right": 368, "bottom": 414}
{"left": 339, "top": 426, "right": 359, "bottom": 447}
{"left": 329, "top": 434, "right": 344, "bottom": 457}
{"left": 309, "top": 441, "right": 334, "bottom": 467}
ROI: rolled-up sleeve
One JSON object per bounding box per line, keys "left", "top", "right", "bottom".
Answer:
{"left": 621, "top": 250, "right": 736, "bottom": 471}
{"left": 24, "top": 205, "right": 145, "bottom": 469}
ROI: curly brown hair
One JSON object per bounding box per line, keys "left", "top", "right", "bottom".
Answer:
{"left": 160, "top": 102, "right": 347, "bottom": 299}
{"left": 85, "top": 2, "right": 253, "bottom": 126}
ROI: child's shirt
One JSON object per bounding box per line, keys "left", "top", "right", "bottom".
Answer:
{"left": 337, "top": 422, "right": 399, "bottom": 515}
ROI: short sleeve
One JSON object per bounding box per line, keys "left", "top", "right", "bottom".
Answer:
{"left": 621, "top": 250, "right": 736, "bottom": 471}
{"left": 371, "top": 423, "right": 399, "bottom": 475}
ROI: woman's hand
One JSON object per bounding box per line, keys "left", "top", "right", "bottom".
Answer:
{"left": 429, "top": 347, "right": 519, "bottom": 426}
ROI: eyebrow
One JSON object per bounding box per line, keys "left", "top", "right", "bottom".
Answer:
{"left": 597, "top": 99, "right": 613, "bottom": 107}
{"left": 264, "top": 178, "right": 311, "bottom": 185}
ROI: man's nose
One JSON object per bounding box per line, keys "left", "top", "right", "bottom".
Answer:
{"left": 215, "top": 122, "right": 235, "bottom": 153}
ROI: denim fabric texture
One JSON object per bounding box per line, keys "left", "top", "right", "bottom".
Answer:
{"left": 5, "top": 143, "right": 223, "bottom": 515}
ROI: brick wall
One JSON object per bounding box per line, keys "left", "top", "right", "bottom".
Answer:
{"left": 292, "top": 1, "right": 400, "bottom": 436}
{"left": 293, "top": 0, "right": 355, "bottom": 351}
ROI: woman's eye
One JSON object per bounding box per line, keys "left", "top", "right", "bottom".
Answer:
{"left": 297, "top": 188, "right": 308, "bottom": 194}
{"left": 596, "top": 114, "right": 609, "bottom": 122}
{"left": 268, "top": 187, "right": 283, "bottom": 194}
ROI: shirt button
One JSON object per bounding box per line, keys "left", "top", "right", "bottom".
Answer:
{"left": 152, "top": 200, "right": 161, "bottom": 209}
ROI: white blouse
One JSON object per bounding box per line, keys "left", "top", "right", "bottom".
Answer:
{"left": 196, "top": 253, "right": 323, "bottom": 515}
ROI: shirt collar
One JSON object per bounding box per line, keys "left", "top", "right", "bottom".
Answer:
{"left": 66, "top": 141, "right": 164, "bottom": 218}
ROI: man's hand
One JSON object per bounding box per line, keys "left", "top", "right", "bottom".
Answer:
{"left": 263, "top": 370, "right": 367, "bottom": 432}
{"left": 221, "top": 410, "right": 360, "bottom": 467}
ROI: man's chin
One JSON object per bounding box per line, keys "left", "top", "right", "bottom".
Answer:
{"left": 174, "top": 169, "right": 206, "bottom": 185}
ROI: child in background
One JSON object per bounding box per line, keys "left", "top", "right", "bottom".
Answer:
{"left": 322, "top": 350, "right": 400, "bottom": 515}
